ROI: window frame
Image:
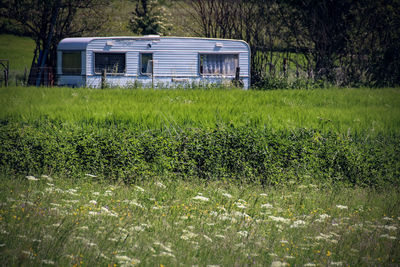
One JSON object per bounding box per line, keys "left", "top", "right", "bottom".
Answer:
{"left": 94, "top": 52, "right": 126, "bottom": 75}
{"left": 62, "top": 51, "right": 82, "bottom": 75}
{"left": 199, "top": 53, "right": 239, "bottom": 76}
{"left": 140, "top": 53, "right": 153, "bottom": 75}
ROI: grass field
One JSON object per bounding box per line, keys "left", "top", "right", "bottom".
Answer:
{"left": 1, "top": 86, "right": 400, "bottom": 135}
{"left": 1, "top": 175, "right": 399, "bottom": 266}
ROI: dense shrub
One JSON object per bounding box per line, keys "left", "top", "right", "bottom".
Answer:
{"left": 0, "top": 120, "right": 399, "bottom": 187}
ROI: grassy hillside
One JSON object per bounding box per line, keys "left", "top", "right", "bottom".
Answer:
{"left": 0, "top": 34, "right": 34, "bottom": 72}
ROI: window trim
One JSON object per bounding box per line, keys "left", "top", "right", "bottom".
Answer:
{"left": 140, "top": 52, "right": 153, "bottom": 75}
{"left": 93, "top": 52, "right": 126, "bottom": 75}
{"left": 198, "top": 53, "right": 239, "bottom": 76}
{"left": 62, "top": 50, "right": 82, "bottom": 75}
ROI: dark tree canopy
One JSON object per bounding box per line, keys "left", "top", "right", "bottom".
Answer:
{"left": 0, "top": 0, "right": 108, "bottom": 68}
{"left": 185, "top": 0, "right": 400, "bottom": 87}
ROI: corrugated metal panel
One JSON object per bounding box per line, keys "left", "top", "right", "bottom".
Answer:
{"left": 126, "top": 51, "right": 139, "bottom": 75}
{"left": 58, "top": 75, "right": 85, "bottom": 87}
{"left": 61, "top": 37, "right": 251, "bottom": 88}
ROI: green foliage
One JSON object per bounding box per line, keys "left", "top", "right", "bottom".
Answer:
{"left": 0, "top": 120, "right": 399, "bottom": 187}
{"left": 129, "top": 0, "right": 172, "bottom": 35}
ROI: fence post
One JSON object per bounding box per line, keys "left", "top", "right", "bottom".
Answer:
{"left": 24, "top": 67, "right": 27, "bottom": 86}
{"left": 101, "top": 69, "right": 106, "bottom": 89}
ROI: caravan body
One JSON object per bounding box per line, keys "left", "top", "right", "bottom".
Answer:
{"left": 57, "top": 36, "right": 250, "bottom": 89}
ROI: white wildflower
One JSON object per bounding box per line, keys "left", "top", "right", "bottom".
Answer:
{"left": 222, "top": 193, "right": 232, "bottom": 198}
{"left": 154, "top": 241, "right": 173, "bottom": 253}
{"left": 203, "top": 235, "right": 213, "bottom": 242}
{"left": 237, "top": 231, "right": 248, "bottom": 237}
{"left": 331, "top": 261, "right": 343, "bottom": 266}
{"left": 100, "top": 253, "right": 109, "bottom": 260}
{"left": 104, "top": 190, "right": 112, "bottom": 196}
{"left": 115, "top": 255, "right": 131, "bottom": 262}
{"left": 135, "top": 186, "right": 145, "bottom": 192}
{"left": 271, "top": 261, "right": 288, "bottom": 267}
{"left": 291, "top": 220, "right": 306, "bottom": 228}
{"left": 261, "top": 203, "right": 273, "bottom": 209}
{"left": 336, "top": 205, "right": 348, "bottom": 210}
{"left": 155, "top": 181, "right": 166, "bottom": 189}
{"left": 52, "top": 223, "right": 61, "bottom": 227}
{"left": 235, "top": 202, "right": 246, "bottom": 209}
{"left": 384, "top": 225, "right": 397, "bottom": 231}
{"left": 181, "top": 230, "right": 198, "bottom": 240}
{"left": 64, "top": 199, "right": 79, "bottom": 204}
{"left": 285, "top": 256, "right": 295, "bottom": 259}
{"left": 319, "top": 214, "right": 330, "bottom": 219}
{"left": 193, "top": 195, "right": 209, "bottom": 202}
{"left": 41, "top": 175, "right": 53, "bottom": 181}
{"left": 89, "top": 200, "right": 97, "bottom": 205}
{"left": 133, "top": 226, "right": 144, "bottom": 232}
{"left": 380, "top": 234, "right": 397, "bottom": 240}
{"left": 269, "top": 253, "right": 278, "bottom": 257}
{"left": 66, "top": 189, "right": 77, "bottom": 195}
{"left": 383, "top": 217, "right": 393, "bottom": 221}
{"left": 260, "top": 193, "right": 268, "bottom": 197}
{"left": 215, "top": 234, "right": 225, "bottom": 239}
{"left": 158, "top": 251, "right": 175, "bottom": 258}
{"left": 269, "top": 216, "right": 290, "bottom": 224}
{"left": 303, "top": 263, "right": 316, "bottom": 267}
{"left": 122, "top": 200, "right": 143, "bottom": 208}
{"left": 93, "top": 192, "right": 100, "bottom": 196}
{"left": 88, "top": 211, "right": 98, "bottom": 216}
{"left": 87, "top": 242, "right": 97, "bottom": 247}
{"left": 101, "top": 207, "right": 118, "bottom": 217}
{"left": 26, "top": 175, "right": 39, "bottom": 181}
{"left": 232, "top": 211, "right": 251, "bottom": 218}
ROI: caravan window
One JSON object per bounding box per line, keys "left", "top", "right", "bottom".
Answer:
{"left": 141, "top": 53, "right": 153, "bottom": 75}
{"left": 94, "top": 53, "right": 125, "bottom": 74}
{"left": 62, "top": 51, "right": 81, "bottom": 75}
{"left": 199, "top": 54, "right": 238, "bottom": 75}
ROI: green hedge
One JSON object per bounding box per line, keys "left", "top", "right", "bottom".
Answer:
{"left": 0, "top": 120, "right": 399, "bottom": 187}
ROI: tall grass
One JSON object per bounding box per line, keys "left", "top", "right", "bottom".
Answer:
{"left": 1, "top": 86, "right": 400, "bottom": 135}
{"left": 0, "top": 175, "right": 399, "bottom": 266}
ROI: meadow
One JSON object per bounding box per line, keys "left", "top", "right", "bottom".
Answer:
{"left": 0, "top": 86, "right": 399, "bottom": 266}
{"left": 1, "top": 34, "right": 400, "bottom": 266}
{"left": 1, "top": 174, "right": 399, "bottom": 266}
{"left": 1, "top": 86, "right": 400, "bottom": 134}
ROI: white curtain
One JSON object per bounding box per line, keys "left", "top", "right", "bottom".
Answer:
{"left": 202, "top": 54, "right": 238, "bottom": 75}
